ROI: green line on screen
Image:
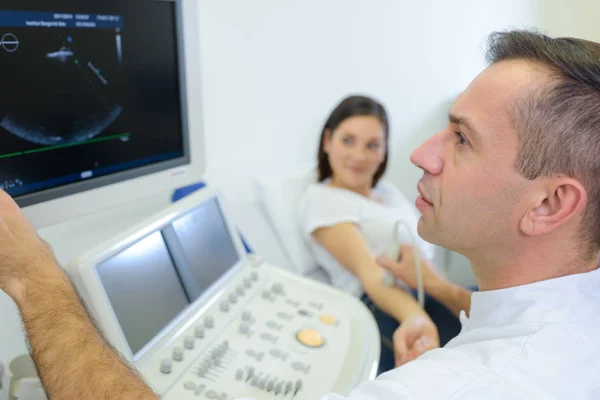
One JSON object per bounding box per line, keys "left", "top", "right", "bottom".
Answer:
{"left": 0, "top": 151, "right": 24, "bottom": 160}
{"left": 23, "top": 133, "right": 131, "bottom": 155}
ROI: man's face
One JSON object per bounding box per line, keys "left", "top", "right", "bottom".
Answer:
{"left": 411, "top": 60, "right": 548, "bottom": 254}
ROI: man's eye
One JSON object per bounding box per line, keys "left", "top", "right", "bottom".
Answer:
{"left": 455, "top": 132, "right": 468, "bottom": 146}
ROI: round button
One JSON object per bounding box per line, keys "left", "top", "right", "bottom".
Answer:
{"left": 239, "top": 323, "right": 250, "bottom": 334}
{"left": 292, "top": 361, "right": 308, "bottom": 371}
{"left": 172, "top": 347, "right": 184, "bottom": 361}
{"left": 229, "top": 293, "right": 238, "bottom": 303}
{"left": 266, "top": 321, "right": 281, "bottom": 331}
{"left": 160, "top": 358, "right": 172, "bottom": 374}
{"left": 298, "top": 309, "right": 312, "bottom": 317}
{"left": 285, "top": 381, "right": 293, "bottom": 395}
{"left": 258, "top": 377, "right": 266, "bottom": 389}
{"left": 242, "top": 311, "right": 252, "bottom": 322}
{"left": 220, "top": 301, "right": 230, "bottom": 312}
{"left": 235, "top": 369, "right": 244, "bottom": 381}
{"left": 260, "top": 332, "right": 275, "bottom": 341}
{"left": 184, "top": 336, "right": 195, "bottom": 350}
{"left": 276, "top": 311, "right": 292, "bottom": 320}
{"left": 194, "top": 326, "right": 205, "bottom": 338}
{"left": 195, "top": 384, "right": 206, "bottom": 395}
{"left": 205, "top": 316, "right": 215, "bottom": 328}
{"left": 270, "top": 349, "right": 283, "bottom": 358}
{"left": 184, "top": 381, "right": 196, "bottom": 390}
{"left": 206, "top": 390, "right": 219, "bottom": 399}
{"left": 272, "top": 282, "right": 284, "bottom": 294}
{"left": 296, "top": 329, "right": 325, "bottom": 348}
{"left": 319, "top": 314, "right": 337, "bottom": 325}
{"left": 250, "top": 272, "right": 258, "bottom": 281}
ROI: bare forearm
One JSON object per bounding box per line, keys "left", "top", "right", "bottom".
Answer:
{"left": 312, "top": 225, "right": 429, "bottom": 322}
{"left": 427, "top": 276, "right": 472, "bottom": 318}
{"left": 17, "top": 265, "right": 158, "bottom": 400}
{"left": 361, "top": 274, "right": 428, "bottom": 322}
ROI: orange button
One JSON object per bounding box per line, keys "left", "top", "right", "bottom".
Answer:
{"left": 319, "top": 314, "right": 337, "bottom": 325}
{"left": 296, "top": 329, "right": 325, "bottom": 348}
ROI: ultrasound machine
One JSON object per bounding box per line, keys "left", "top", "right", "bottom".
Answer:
{"left": 67, "top": 186, "right": 380, "bottom": 399}
{"left": 0, "top": 1, "right": 380, "bottom": 398}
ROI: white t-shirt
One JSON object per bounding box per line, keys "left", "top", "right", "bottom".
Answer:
{"left": 239, "top": 268, "right": 600, "bottom": 399}
{"left": 299, "top": 181, "right": 435, "bottom": 296}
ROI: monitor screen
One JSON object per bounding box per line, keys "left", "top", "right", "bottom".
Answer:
{"left": 96, "top": 230, "right": 189, "bottom": 355}
{"left": 0, "top": 0, "right": 188, "bottom": 205}
{"left": 170, "top": 198, "right": 240, "bottom": 301}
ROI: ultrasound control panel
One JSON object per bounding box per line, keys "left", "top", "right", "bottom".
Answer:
{"left": 67, "top": 186, "right": 380, "bottom": 400}
{"left": 153, "top": 260, "right": 379, "bottom": 400}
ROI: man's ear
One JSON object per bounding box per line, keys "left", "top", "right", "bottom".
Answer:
{"left": 519, "top": 178, "right": 587, "bottom": 237}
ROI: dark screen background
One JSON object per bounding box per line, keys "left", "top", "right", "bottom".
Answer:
{"left": 0, "top": 0, "right": 185, "bottom": 197}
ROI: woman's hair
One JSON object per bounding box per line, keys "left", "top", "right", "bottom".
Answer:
{"left": 317, "top": 95, "right": 390, "bottom": 187}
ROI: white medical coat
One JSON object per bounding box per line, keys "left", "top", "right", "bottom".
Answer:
{"left": 321, "top": 268, "right": 600, "bottom": 399}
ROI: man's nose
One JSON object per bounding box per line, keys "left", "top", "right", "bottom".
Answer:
{"left": 410, "top": 131, "right": 445, "bottom": 175}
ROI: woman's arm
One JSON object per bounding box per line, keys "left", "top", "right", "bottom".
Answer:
{"left": 313, "top": 223, "right": 440, "bottom": 365}
{"left": 377, "top": 246, "right": 472, "bottom": 317}
{"left": 313, "top": 223, "right": 431, "bottom": 323}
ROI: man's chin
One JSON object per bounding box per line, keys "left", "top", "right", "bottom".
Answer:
{"left": 416, "top": 219, "right": 442, "bottom": 246}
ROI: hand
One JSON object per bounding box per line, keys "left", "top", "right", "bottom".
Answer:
{"left": 0, "top": 190, "right": 59, "bottom": 303}
{"left": 377, "top": 245, "right": 440, "bottom": 290}
{"left": 393, "top": 315, "right": 439, "bottom": 367}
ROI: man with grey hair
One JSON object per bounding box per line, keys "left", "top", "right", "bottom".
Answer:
{"left": 0, "top": 29, "right": 598, "bottom": 399}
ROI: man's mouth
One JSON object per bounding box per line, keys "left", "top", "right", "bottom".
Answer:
{"left": 417, "top": 184, "right": 434, "bottom": 207}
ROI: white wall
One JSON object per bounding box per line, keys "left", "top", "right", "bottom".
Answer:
{"left": 539, "top": 0, "right": 600, "bottom": 41}
{"left": 198, "top": 0, "right": 541, "bottom": 195}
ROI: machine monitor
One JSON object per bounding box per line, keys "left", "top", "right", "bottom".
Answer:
{"left": 96, "top": 230, "right": 190, "bottom": 355}
{"left": 70, "top": 187, "right": 247, "bottom": 359}
{"left": 165, "top": 198, "right": 240, "bottom": 301}
{"left": 0, "top": 0, "right": 191, "bottom": 208}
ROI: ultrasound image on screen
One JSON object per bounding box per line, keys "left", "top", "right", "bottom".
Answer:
{"left": 170, "top": 199, "right": 241, "bottom": 301}
{"left": 1, "top": 21, "right": 124, "bottom": 146}
{"left": 0, "top": 1, "right": 185, "bottom": 198}
{"left": 97, "top": 231, "right": 189, "bottom": 355}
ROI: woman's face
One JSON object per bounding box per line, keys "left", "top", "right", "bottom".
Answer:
{"left": 324, "top": 115, "right": 386, "bottom": 191}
